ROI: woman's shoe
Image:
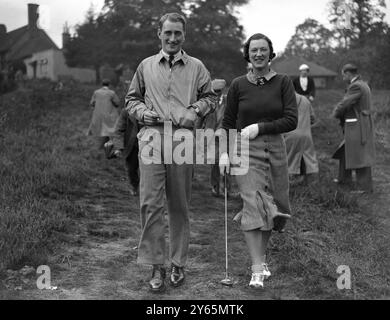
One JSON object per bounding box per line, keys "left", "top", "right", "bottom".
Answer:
{"left": 249, "top": 273, "right": 264, "bottom": 288}
{"left": 262, "top": 263, "right": 271, "bottom": 279}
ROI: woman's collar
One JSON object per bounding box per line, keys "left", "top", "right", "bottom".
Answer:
{"left": 247, "top": 69, "right": 277, "bottom": 85}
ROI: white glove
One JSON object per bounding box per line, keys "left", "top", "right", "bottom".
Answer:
{"left": 241, "top": 123, "right": 259, "bottom": 140}
{"left": 219, "top": 152, "right": 230, "bottom": 175}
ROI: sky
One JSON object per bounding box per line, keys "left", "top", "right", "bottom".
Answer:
{"left": 1, "top": 0, "right": 390, "bottom": 53}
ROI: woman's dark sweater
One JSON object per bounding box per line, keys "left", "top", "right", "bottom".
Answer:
{"left": 222, "top": 74, "right": 297, "bottom": 134}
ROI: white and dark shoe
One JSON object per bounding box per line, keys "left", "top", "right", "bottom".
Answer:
{"left": 262, "top": 263, "right": 271, "bottom": 279}
{"left": 249, "top": 273, "right": 264, "bottom": 289}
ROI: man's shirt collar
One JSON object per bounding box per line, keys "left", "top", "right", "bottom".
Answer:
{"left": 247, "top": 68, "right": 277, "bottom": 85}
{"left": 158, "top": 49, "right": 189, "bottom": 65}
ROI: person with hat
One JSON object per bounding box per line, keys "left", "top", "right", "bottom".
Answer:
{"left": 87, "top": 79, "right": 121, "bottom": 153}
{"left": 293, "top": 64, "right": 316, "bottom": 102}
{"left": 331, "top": 63, "right": 375, "bottom": 193}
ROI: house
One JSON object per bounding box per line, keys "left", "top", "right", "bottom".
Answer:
{"left": 271, "top": 56, "right": 338, "bottom": 89}
{"left": 0, "top": 3, "right": 95, "bottom": 83}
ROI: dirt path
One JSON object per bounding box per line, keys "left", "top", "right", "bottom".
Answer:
{"left": 2, "top": 94, "right": 389, "bottom": 300}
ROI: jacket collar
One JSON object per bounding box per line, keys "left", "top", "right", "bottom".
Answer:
{"left": 247, "top": 68, "right": 277, "bottom": 86}
{"left": 157, "top": 49, "right": 189, "bottom": 65}
{"left": 351, "top": 75, "right": 361, "bottom": 84}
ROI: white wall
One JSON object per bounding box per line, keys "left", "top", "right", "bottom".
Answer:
{"left": 24, "top": 49, "right": 96, "bottom": 83}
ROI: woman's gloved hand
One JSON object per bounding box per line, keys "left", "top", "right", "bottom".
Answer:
{"left": 241, "top": 123, "right": 259, "bottom": 140}
{"left": 219, "top": 152, "right": 230, "bottom": 175}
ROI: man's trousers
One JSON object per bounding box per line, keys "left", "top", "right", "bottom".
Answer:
{"left": 137, "top": 130, "right": 193, "bottom": 267}
{"left": 337, "top": 146, "right": 373, "bottom": 192}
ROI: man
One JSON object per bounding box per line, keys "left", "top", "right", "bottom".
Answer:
{"left": 112, "top": 109, "right": 140, "bottom": 196}
{"left": 125, "top": 12, "right": 216, "bottom": 292}
{"left": 332, "top": 63, "right": 375, "bottom": 193}
{"left": 293, "top": 64, "right": 316, "bottom": 102}
{"left": 285, "top": 93, "right": 319, "bottom": 185}
{"left": 87, "top": 79, "right": 121, "bottom": 152}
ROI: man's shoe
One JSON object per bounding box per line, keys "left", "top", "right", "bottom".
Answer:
{"left": 170, "top": 265, "right": 185, "bottom": 287}
{"left": 149, "top": 265, "right": 166, "bottom": 293}
{"left": 249, "top": 273, "right": 264, "bottom": 289}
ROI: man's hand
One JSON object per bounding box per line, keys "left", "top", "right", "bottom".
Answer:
{"left": 219, "top": 152, "right": 230, "bottom": 175}
{"left": 241, "top": 123, "right": 259, "bottom": 140}
{"left": 308, "top": 96, "right": 314, "bottom": 102}
{"left": 142, "top": 110, "right": 160, "bottom": 126}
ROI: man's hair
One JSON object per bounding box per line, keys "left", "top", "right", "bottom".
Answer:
{"left": 243, "top": 33, "right": 276, "bottom": 63}
{"left": 158, "top": 13, "right": 187, "bottom": 33}
{"left": 342, "top": 63, "right": 358, "bottom": 74}
{"left": 102, "top": 78, "right": 110, "bottom": 86}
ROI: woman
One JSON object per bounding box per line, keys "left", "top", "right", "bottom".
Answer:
{"left": 219, "top": 33, "right": 297, "bottom": 288}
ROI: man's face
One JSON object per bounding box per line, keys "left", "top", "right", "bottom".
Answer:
{"left": 300, "top": 69, "right": 309, "bottom": 77}
{"left": 158, "top": 19, "right": 185, "bottom": 55}
{"left": 342, "top": 71, "right": 351, "bottom": 82}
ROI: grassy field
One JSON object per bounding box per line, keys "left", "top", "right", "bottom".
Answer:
{"left": 0, "top": 81, "right": 389, "bottom": 299}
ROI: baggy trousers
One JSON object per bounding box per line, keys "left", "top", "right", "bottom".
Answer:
{"left": 125, "top": 143, "right": 140, "bottom": 190}
{"left": 137, "top": 128, "right": 193, "bottom": 267}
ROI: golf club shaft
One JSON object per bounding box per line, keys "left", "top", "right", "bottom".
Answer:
{"left": 224, "top": 171, "right": 228, "bottom": 277}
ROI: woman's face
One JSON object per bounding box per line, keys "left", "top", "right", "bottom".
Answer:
{"left": 248, "top": 39, "right": 271, "bottom": 71}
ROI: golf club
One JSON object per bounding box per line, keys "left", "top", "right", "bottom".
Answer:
{"left": 220, "top": 169, "right": 233, "bottom": 287}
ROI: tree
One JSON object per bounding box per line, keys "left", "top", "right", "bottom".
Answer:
{"left": 327, "top": 0, "right": 387, "bottom": 48}
{"left": 64, "top": 0, "right": 248, "bottom": 83}
{"left": 185, "top": 0, "right": 248, "bottom": 81}
{"left": 283, "top": 18, "right": 334, "bottom": 61}
{"left": 63, "top": 7, "right": 117, "bottom": 82}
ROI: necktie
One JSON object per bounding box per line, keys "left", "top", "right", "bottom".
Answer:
{"left": 169, "top": 55, "right": 174, "bottom": 69}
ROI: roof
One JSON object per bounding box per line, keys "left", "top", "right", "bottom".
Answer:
{"left": 272, "top": 56, "right": 338, "bottom": 77}
{"left": 0, "top": 25, "right": 59, "bottom": 61}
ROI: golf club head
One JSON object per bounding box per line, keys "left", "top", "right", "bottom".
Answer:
{"left": 220, "top": 277, "right": 234, "bottom": 287}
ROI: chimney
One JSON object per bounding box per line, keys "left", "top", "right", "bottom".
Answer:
{"left": 62, "top": 22, "right": 71, "bottom": 49}
{"left": 28, "top": 3, "right": 39, "bottom": 29}
{"left": 0, "top": 24, "right": 6, "bottom": 37}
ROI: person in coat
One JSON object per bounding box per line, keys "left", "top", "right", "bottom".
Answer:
{"left": 219, "top": 33, "right": 297, "bottom": 289}
{"left": 293, "top": 64, "right": 316, "bottom": 102}
{"left": 112, "top": 109, "right": 140, "bottom": 196}
{"left": 87, "top": 79, "right": 121, "bottom": 151}
{"left": 284, "top": 93, "right": 319, "bottom": 184}
{"left": 332, "top": 63, "right": 375, "bottom": 193}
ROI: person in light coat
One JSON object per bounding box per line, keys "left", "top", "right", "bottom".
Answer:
{"left": 332, "top": 63, "right": 375, "bottom": 193}
{"left": 284, "top": 93, "right": 319, "bottom": 184}
{"left": 87, "top": 79, "right": 121, "bottom": 150}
